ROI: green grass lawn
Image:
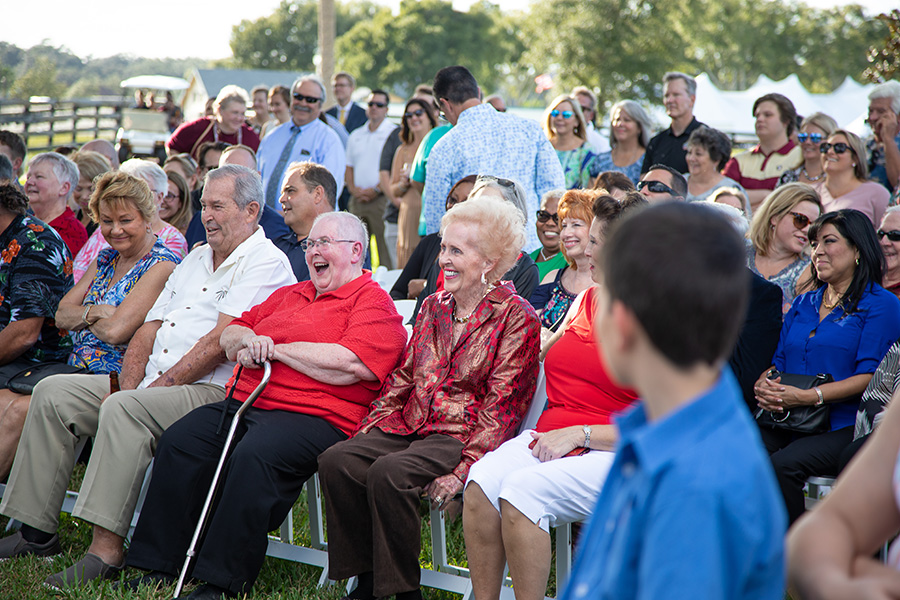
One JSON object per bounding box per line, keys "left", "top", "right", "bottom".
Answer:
{"left": 0, "top": 465, "right": 557, "bottom": 600}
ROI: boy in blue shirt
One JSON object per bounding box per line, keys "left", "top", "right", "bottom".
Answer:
{"left": 563, "top": 202, "right": 787, "bottom": 600}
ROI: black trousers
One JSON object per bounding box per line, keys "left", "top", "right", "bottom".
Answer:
{"left": 759, "top": 425, "right": 855, "bottom": 525}
{"left": 125, "top": 400, "right": 346, "bottom": 596}
{"left": 318, "top": 429, "right": 464, "bottom": 597}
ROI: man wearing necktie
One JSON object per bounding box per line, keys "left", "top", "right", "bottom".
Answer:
{"left": 258, "top": 76, "right": 345, "bottom": 210}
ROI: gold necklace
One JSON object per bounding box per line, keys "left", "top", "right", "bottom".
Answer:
{"left": 822, "top": 287, "right": 843, "bottom": 310}
{"left": 452, "top": 283, "right": 496, "bottom": 324}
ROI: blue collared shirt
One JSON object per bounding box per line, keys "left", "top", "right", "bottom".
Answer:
{"left": 258, "top": 118, "right": 346, "bottom": 201}
{"left": 774, "top": 284, "right": 900, "bottom": 430}
{"left": 561, "top": 373, "right": 786, "bottom": 600}
{"left": 422, "top": 104, "right": 565, "bottom": 252}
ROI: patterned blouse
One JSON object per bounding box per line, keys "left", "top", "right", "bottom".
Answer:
{"left": 746, "top": 238, "right": 810, "bottom": 313}
{"left": 68, "top": 240, "right": 181, "bottom": 374}
{"left": 357, "top": 281, "right": 541, "bottom": 482}
{"left": 529, "top": 266, "right": 577, "bottom": 331}
{"left": 557, "top": 145, "right": 597, "bottom": 189}
{"left": 73, "top": 224, "right": 188, "bottom": 283}
{"left": 0, "top": 214, "right": 74, "bottom": 363}
{"left": 588, "top": 150, "right": 644, "bottom": 184}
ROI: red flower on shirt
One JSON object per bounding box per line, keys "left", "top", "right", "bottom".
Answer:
{"left": 27, "top": 223, "right": 45, "bottom": 232}
{"left": 62, "top": 258, "right": 73, "bottom": 275}
{"left": 2, "top": 239, "right": 21, "bottom": 262}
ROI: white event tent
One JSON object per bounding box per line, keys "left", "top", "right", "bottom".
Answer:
{"left": 688, "top": 73, "right": 876, "bottom": 142}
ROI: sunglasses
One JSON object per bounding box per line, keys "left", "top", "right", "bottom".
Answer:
{"left": 404, "top": 109, "right": 425, "bottom": 119}
{"left": 878, "top": 229, "right": 900, "bottom": 242}
{"left": 368, "top": 101, "right": 387, "bottom": 108}
{"left": 550, "top": 109, "right": 574, "bottom": 119}
{"left": 636, "top": 180, "right": 679, "bottom": 196}
{"left": 292, "top": 93, "right": 321, "bottom": 104}
{"left": 787, "top": 211, "right": 812, "bottom": 230}
{"left": 819, "top": 142, "right": 851, "bottom": 155}
{"left": 536, "top": 210, "right": 559, "bottom": 224}
{"left": 797, "top": 132, "right": 824, "bottom": 144}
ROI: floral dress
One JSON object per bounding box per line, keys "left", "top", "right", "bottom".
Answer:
{"left": 68, "top": 240, "right": 181, "bottom": 373}
{"left": 587, "top": 150, "right": 644, "bottom": 184}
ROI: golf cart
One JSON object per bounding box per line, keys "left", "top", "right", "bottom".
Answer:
{"left": 115, "top": 75, "right": 189, "bottom": 163}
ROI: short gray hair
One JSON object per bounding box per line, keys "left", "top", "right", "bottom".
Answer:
{"left": 663, "top": 72, "right": 697, "bottom": 97}
{"left": 869, "top": 81, "right": 900, "bottom": 114}
{"left": 293, "top": 75, "right": 327, "bottom": 102}
{"left": 311, "top": 211, "right": 369, "bottom": 254}
{"left": 207, "top": 164, "right": 263, "bottom": 223}
{"left": 704, "top": 201, "right": 748, "bottom": 236}
{"left": 610, "top": 100, "right": 653, "bottom": 149}
{"left": 120, "top": 158, "right": 167, "bottom": 195}
{"left": 29, "top": 152, "right": 79, "bottom": 200}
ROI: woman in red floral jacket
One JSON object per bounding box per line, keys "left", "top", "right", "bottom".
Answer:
{"left": 318, "top": 191, "right": 541, "bottom": 600}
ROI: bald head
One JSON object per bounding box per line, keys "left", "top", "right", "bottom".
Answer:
{"left": 81, "top": 139, "right": 119, "bottom": 170}
{"left": 220, "top": 145, "right": 258, "bottom": 170}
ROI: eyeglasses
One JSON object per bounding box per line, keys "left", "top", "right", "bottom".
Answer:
{"left": 165, "top": 192, "right": 179, "bottom": 201}
{"left": 536, "top": 210, "right": 559, "bottom": 224}
{"left": 368, "top": 101, "right": 387, "bottom": 108}
{"left": 636, "top": 180, "right": 679, "bottom": 196}
{"left": 797, "top": 132, "right": 824, "bottom": 144}
{"left": 199, "top": 164, "right": 217, "bottom": 173}
{"left": 580, "top": 105, "right": 593, "bottom": 113}
{"left": 293, "top": 93, "right": 322, "bottom": 104}
{"left": 787, "top": 211, "right": 812, "bottom": 230}
{"left": 300, "top": 237, "right": 357, "bottom": 252}
{"left": 878, "top": 229, "right": 900, "bottom": 242}
{"left": 404, "top": 109, "right": 425, "bottom": 119}
{"left": 550, "top": 109, "right": 574, "bottom": 119}
{"left": 819, "top": 142, "right": 851, "bottom": 155}
{"left": 477, "top": 175, "right": 516, "bottom": 189}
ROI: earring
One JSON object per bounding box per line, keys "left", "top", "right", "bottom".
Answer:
{"left": 852, "top": 163, "right": 856, "bottom": 167}
{"left": 481, "top": 271, "right": 487, "bottom": 286}
{"left": 856, "top": 257, "right": 860, "bottom": 265}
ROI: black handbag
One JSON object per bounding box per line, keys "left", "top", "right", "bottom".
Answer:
{"left": 755, "top": 370, "right": 833, "bottom": 434}
{"left": 5, "top": 362, "right": 89, "bottom": 395}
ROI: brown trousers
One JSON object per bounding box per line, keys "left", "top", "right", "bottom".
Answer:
{"left": 318, "top": 428, "right": 463, "bottom": 596}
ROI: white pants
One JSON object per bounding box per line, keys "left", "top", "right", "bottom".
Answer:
{"left": 465, "top": 430, "right": 614, "bottom": 532}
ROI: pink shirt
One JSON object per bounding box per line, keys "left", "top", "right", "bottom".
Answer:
{"left": 72, "top": 225, "right": 188, "bottom": 283}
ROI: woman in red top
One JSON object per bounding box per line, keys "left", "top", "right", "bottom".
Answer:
{"left": 462, "top": 192, "right": 647, "bottom": 600}
{"left": 166, "top": 85, "right": 260, "bottom": 161}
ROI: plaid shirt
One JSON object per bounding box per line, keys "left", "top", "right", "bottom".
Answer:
{"left": 358, "top": 282, "right": 541, "bottom": 482}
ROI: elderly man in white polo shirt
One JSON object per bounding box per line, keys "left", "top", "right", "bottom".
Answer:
{"left": 346, "top": 89, "right": 398, "bottom": 268}
{"left": 0, "top": 164, "right": 296, "bottom": 590}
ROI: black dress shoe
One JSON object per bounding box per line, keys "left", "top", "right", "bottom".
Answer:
{"left": 117, "top": 570, "right": 176, "bottom": 592}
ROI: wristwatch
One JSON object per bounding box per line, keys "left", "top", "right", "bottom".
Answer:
{"left": 582, "top": 425, "right": 592, "bottom": 448}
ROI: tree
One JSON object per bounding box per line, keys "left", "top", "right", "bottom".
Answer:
{"left": 335, "top": 0, "right": 517, "bottom": 95}
{"left": 521, "top": 0, "right": 685, "bottom": 107}
{"left": 9, "top": 56, "right": 66, "bottom": 99}
{"left": 864, "top": 9, "right": 900, "bottom": 82}
{"left": 229, "top": 0, "right": 388, "bottom": 71}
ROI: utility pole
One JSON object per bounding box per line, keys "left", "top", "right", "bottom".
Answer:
{"left": 318, "top": 0, "right": 336, "bottom": 107}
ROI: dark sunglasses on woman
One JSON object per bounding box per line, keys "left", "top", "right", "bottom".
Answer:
{"left": 536, "top": 210, "right": 559, "bottom": 224}
{"left": 819, "top": 142, "right": 851, "bottom": 155}
{"left": 788, "top": 211, "right": 812, "bottom": 230}
{"left": 404, "top": 109, "right": 425, "bottom": 119}
{"left": 878, "top": 229, "right": 900, "bottom": 242}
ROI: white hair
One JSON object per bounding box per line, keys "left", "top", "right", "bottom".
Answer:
{"left": 311, "top": 211, "right": 369, "bottom": 254}
{"left": 293, "top": 75, "right": 327, "bottom": 102}
{"left": 705, "top": 201, "right": 749, "bottom": 236}
{"left": 214, "top": 85, "right": 250, "bottom": 112}
{"left": 29, "top": 152, "right": 79, "bottom": 200}
{"left": 869, "top": 81, "right": 900, "bottom": 115}
{"left": 120, "top": 158, "right": 168, "bottom": 195}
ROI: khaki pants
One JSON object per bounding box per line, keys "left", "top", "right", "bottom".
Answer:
{"left": 0, "top": 373, "right": 223, "bottom": 537}
{"left": 349, "top": 193, "right": 391, "bottom": 270}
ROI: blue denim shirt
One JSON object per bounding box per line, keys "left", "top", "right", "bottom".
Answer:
{"left": 560, "top": 373, "right": 786, "bottom": 600}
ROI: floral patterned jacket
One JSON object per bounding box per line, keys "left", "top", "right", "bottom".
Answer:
{"left": 358, "top": 281, "right": 541, "bottom": 482}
